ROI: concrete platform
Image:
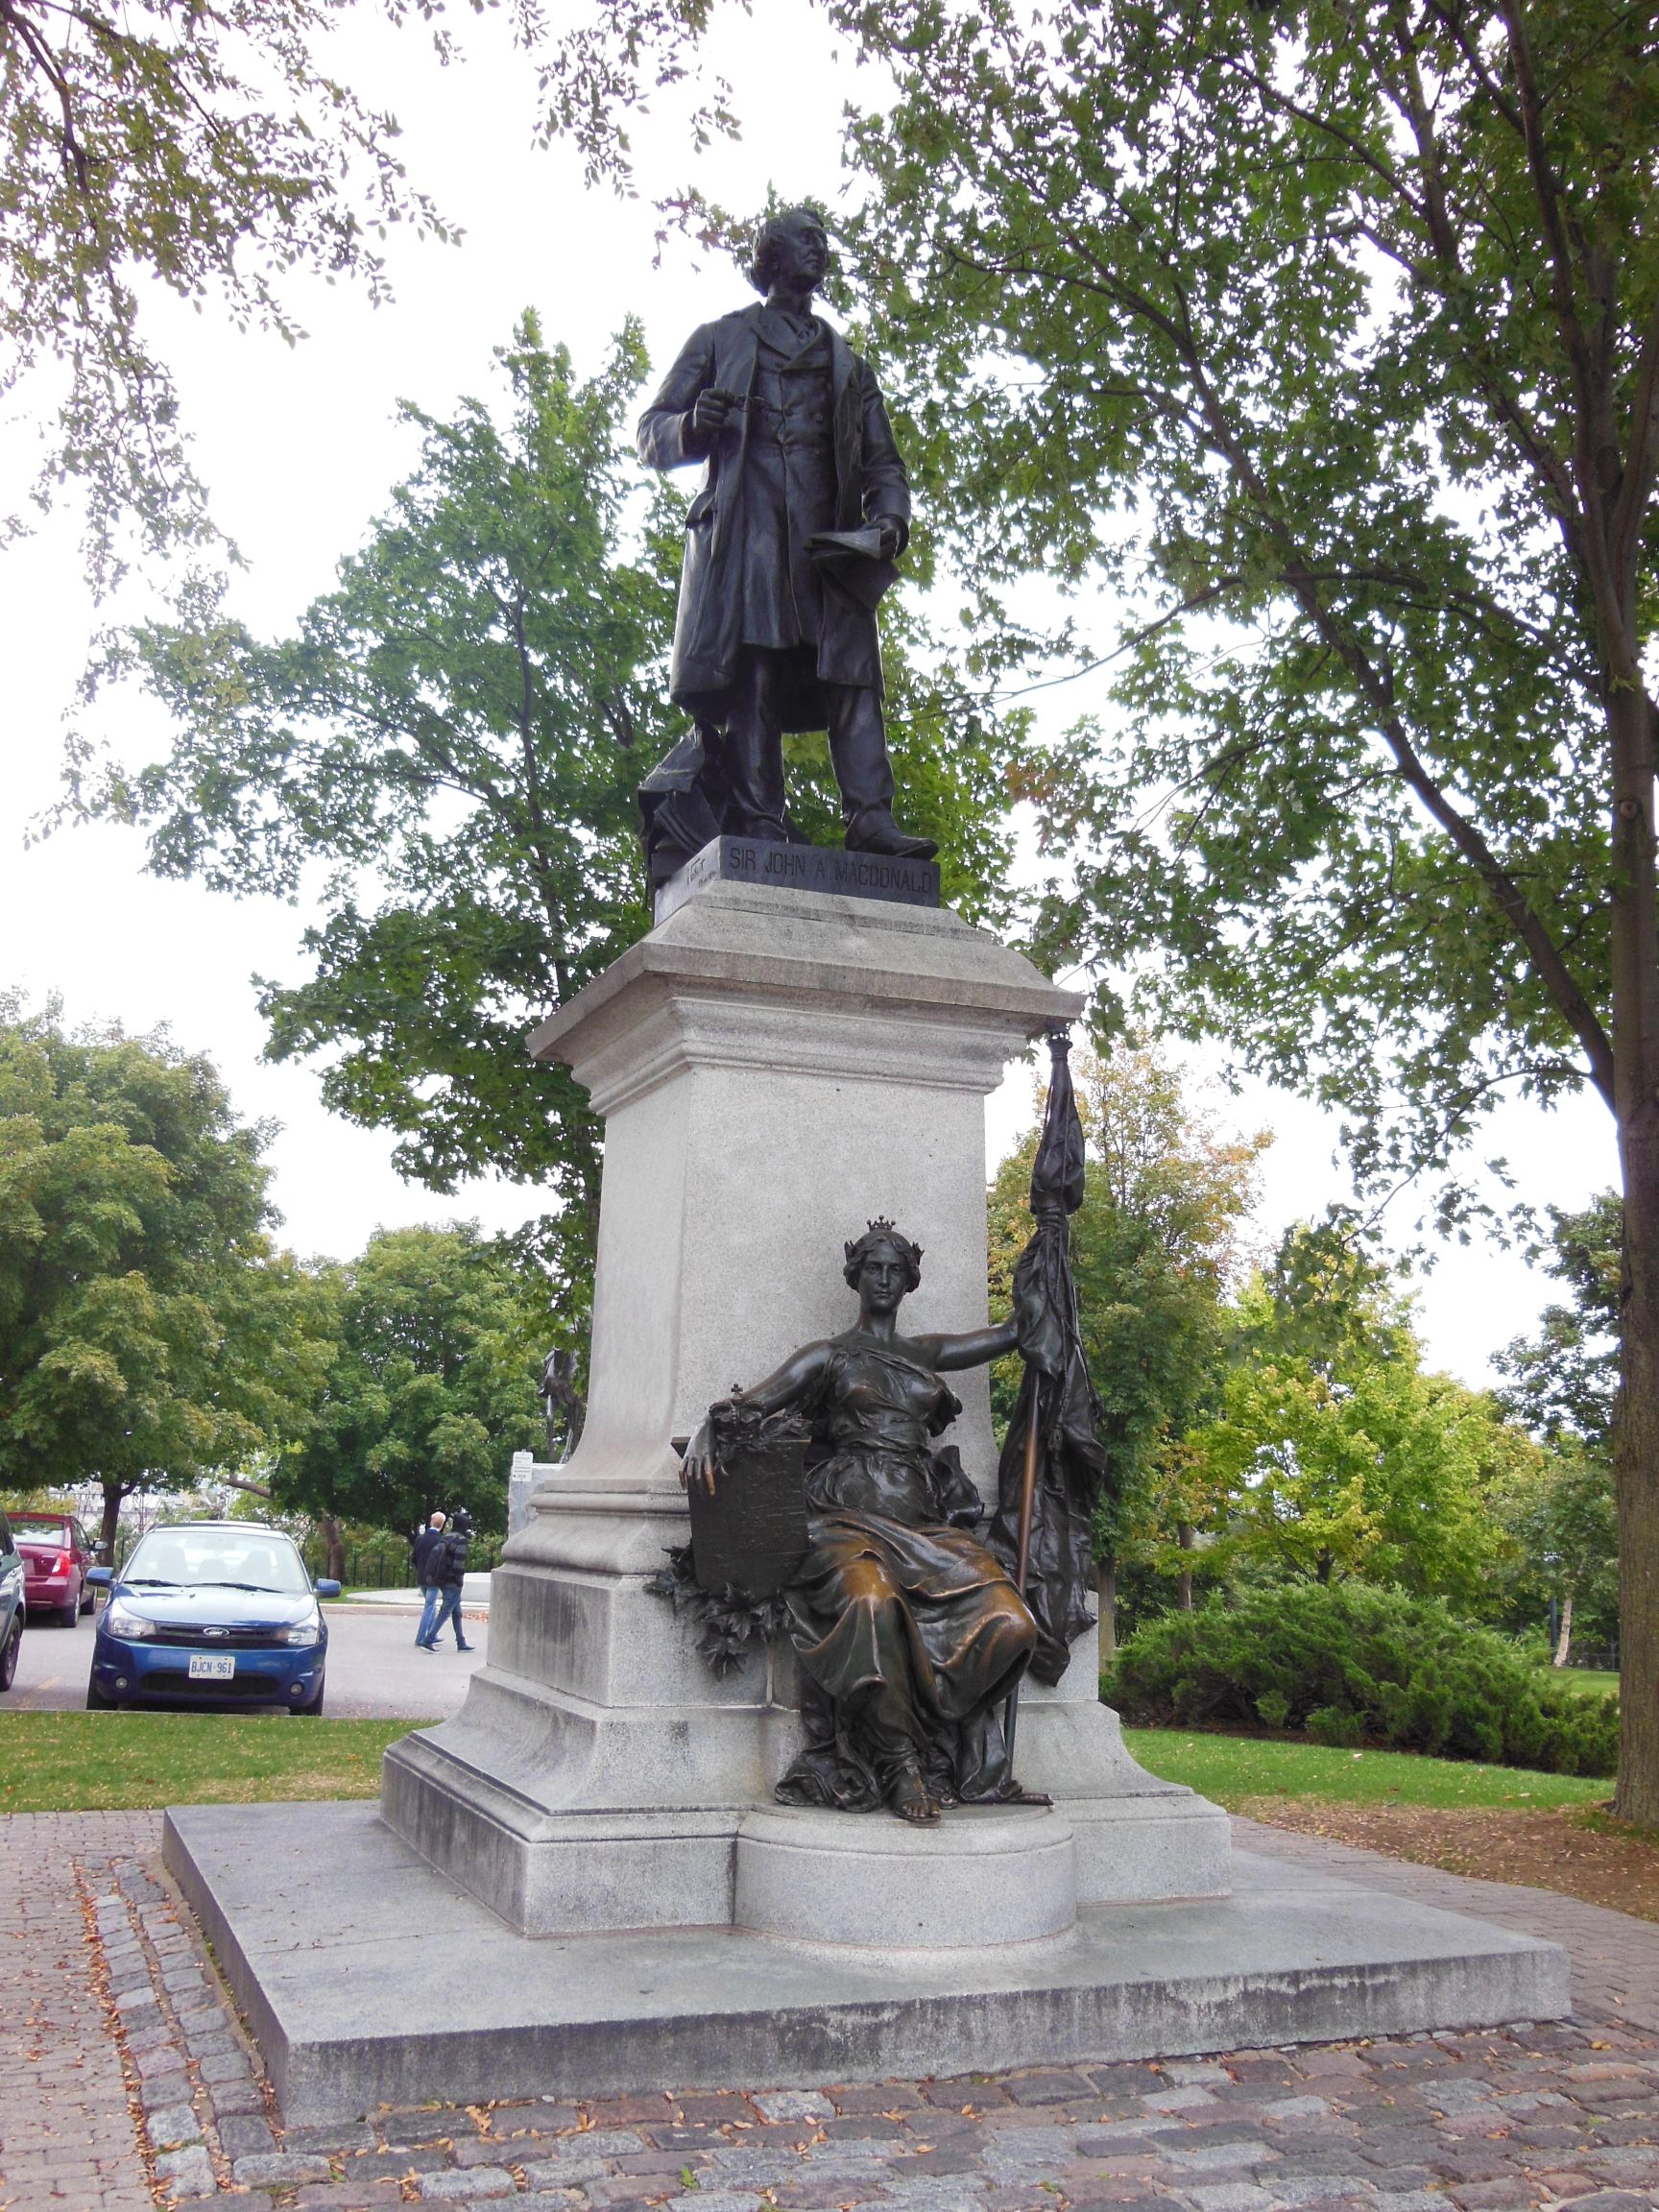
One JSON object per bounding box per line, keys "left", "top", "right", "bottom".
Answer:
{"left": 164, "top": 1800, "right": 1569, "bottom": 2127}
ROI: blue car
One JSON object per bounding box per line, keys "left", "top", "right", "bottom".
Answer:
{"left": 86, "top": 1521, "right": 341, "bottom": 1714}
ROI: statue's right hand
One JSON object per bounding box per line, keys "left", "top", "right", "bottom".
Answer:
{"left": 691, "top": 388, "right": 740, "bottom": 436}
{"left": 682, "top": 1411, "right": 724, "bottom": 1498}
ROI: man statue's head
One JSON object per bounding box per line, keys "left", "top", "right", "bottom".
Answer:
{"left": 747, "top": 206, "right": 829, "bottom": 300}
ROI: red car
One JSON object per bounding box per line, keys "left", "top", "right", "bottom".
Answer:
{"left": 11, "top": 1513, "right": 100, "bottom": 1627}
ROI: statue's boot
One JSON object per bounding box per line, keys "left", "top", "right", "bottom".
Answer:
{"left": 844, "top": 806, "right": 939, "bottom": 862}
{"left": 826, "top": 684, "right": 939, "bottom": 861}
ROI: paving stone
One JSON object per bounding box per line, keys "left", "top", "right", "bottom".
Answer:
{"left": 586, "top": 2096, "right": 677, "bottom": 2126}
{"left": 1271, "top": 2179, "right": 1383, "bottom": 2206}
{"left": 203, "top": 2075, "right": 266, "bottom": 2116}
{"left": 656, "top": 2195, "right": 773, "bottom": 2212}
{"left": 799, "top": 2135, "right": 910, "bottom": 2163}
{"left": 522, "top": 2152, "right": 617, "bottom": 2188}
{"left": 349, "top": 2149, "right": 455, "bottom": 2183}
{"left": 140, "top": 2064, "right": 192, "bottom": 2108}
{"left": 1187, "top": 2187, "right": 1280, "bottom": 2212}
{"left": 754, "top": 2088, "right": 837, "bottom": 2122}
{"left": 287, "top": 2194, "right": 405, "bottom": 2212}
{"left": 441, "top": 2134, "right": 517, "bottom": 2166}
{"left": 283, "top": 2121, "right": 379, "bottom": 2155}
{"left": 197, "top": 2048, "right": 252, "bottom": 2084}
{"left": 234, "top": 2150, "right": 335, "bottom": 2185}
{"left": 873, "top": 2178, "right": 993, "bottom": 2206}
{"left": 147, "top": 2101, "right": 201, "bottom": 2150}
{"left": 529, "top": 2128, "right": 651, "bottom": 2161}
{"left": 217, "top": 2112, "right": 280, "bottom": 2158}
{"left": 155, "top": 2142, "right": 217, "bottom": 2198}
{"left": 181, "top": 2028, "right": 237, "bottom": 2059}
{"left": 414, "top": 2171, "right": 520, "bottom": 2200}
{"left": 830, "top": 2081, "right": 928, "bottom": 2113}
{"left": 648, "top": 2123, "right": 741, "bottom": 2151}
{"left": 706, "top": 2146, "right": 811, "bottom": 2182}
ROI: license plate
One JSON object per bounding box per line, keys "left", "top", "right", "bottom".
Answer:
{"left": 187, "top": 1654, "right": 235, "bottom": 1680}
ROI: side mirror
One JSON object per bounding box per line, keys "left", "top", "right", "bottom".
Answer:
{"left": 315, "top": 1578, "right": 342, "bottom": 1599}
{"left": 86, "top": 1567, "right": 112, "bottom": 1588}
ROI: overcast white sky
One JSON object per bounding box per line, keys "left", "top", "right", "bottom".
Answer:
{"left": 0, "top": 1, "right": 1612, "bottom": 1381}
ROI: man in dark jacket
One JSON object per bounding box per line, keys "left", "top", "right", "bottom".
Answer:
{"left": 636, "top": 207, "right": 936, "bottom": 884}
{"left": 411, "top": 1511, "right": 446, "bottom": 1647}
{"left": 419, "top": 1509, "right": 474, "bottom": 1653}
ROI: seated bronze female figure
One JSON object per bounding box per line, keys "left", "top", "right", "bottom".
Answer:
{"left": 684, "top": 1220, "right": 1048, "bottom": 1826}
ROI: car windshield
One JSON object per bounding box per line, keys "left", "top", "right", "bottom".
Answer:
{"left": 122, "top": 1528, "right": 311, "bottom": 1596}
{"left": 13, "top": 1522, "right": 69, "bottom": 1548}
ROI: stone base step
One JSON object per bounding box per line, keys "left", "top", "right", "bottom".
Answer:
{"left": 165, "top": 1800, "right": 1568, "bottom": 2128}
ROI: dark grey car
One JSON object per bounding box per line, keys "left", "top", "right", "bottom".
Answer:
{"left": 0, "top": 1509, "right": 25, "bottom": 1692}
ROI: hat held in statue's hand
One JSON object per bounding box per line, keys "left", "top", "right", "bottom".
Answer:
{"left": 806, "top": 526, "right": 898, "bottom": 612}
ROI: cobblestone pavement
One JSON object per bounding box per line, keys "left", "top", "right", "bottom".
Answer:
{"left": 2, "top": 1809, "right": 1656, "bottom": 2212}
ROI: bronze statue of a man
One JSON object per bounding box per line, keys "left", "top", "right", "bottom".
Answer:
{"left": 637, "top": 207, "right": 938, "bottom": 884}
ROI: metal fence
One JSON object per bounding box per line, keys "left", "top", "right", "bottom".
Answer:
{"left": 299, "top": 1537, "right": 504, "bottom": 1589}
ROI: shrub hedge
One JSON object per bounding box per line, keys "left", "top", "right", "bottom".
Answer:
{"left": 1108, "top": 1581, "right": 1619, "bottom": 1777}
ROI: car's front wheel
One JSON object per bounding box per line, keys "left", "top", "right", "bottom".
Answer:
{"left": 295, "top": 1679, "right": 325, "bottom": 1716}
{"left": 0, "top": 1620, "right": 20, "bottom": 1694}
{"left": 85, "top": 1678, "right": 116, "bottom": 1710}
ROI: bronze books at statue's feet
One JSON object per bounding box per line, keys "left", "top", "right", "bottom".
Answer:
{"left": 637, "top": 208, "right": 938, "bottom": 890}
{"left": 683, "top": 1221, "right": 1051, "bottom": 1826}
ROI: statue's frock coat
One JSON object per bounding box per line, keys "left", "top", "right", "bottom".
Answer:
{"left": 637, "top": 302, "right": 912, "bottom": 725}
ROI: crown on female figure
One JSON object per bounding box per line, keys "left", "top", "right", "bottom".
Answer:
{"left": 844, "top": 1217, "right": 925, "bottom": 1266}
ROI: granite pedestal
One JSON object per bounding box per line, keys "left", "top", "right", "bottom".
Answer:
{"left": 379, "top": 867, "right": 1233, "bottom": 1933}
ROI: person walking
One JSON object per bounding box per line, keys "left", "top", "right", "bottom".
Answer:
{"left": 420, "top": 1509, "right": 474, "bottom": 1653}
{"left": 411, "top": 1511, "right": 446, "bottom": 1648}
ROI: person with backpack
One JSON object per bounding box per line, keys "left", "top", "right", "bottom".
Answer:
{"left": 419, "top": 1509, "right": 475, "bottom": 1653}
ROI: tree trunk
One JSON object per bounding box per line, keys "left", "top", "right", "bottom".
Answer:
{"left": 318, "top": 1512, "right": 347, "bottom": 1584}
{"left": 1095, "top": 1554, "right": 1117, "bottom": 1662}
{"left": 97, "top": 1479, "right": 127, "bottom": 1565}
{"left": 1176, "top": 1522, "right": 1194, "bottom": 1611}
{"left": 1552, "top": 1589, "right": 1575, "bottom": 1670}
{"left": 1609, "top": 679, "right": 1659, "bottom": 1826}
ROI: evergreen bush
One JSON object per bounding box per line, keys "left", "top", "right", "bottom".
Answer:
{"left": 1108, "top": 1581, "right": 1619, "bottom": 1777}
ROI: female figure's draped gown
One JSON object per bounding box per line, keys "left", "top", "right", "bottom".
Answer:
{"left": 774, "top": 1335, "right": 1038, "bottom": 1811}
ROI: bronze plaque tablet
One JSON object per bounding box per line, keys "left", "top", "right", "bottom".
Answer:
{"left": 688, "top": 1429, "right": 809, "bottom": 1600}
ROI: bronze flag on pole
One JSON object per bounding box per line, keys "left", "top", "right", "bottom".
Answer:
{"left": 989, "top": 1024, "right": 1109, "bottom": 1686}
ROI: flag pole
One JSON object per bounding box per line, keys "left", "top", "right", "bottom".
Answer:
{"left": 1002, "top": 1379, "right": 1041, "bottom": 1767}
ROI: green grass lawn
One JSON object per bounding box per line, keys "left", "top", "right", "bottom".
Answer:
{"left": 1552, "top": 1667, "right": 1620, "bottom": 1697}
{"left": 0, "top": 1712, "right": 429, "bottom": 1814}
{"left": 1124, "top": 1726, "right": 1608, "bottom": 1812}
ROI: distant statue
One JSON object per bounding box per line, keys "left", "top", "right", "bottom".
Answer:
{"left": 684, "top": 1221, "right": 1048, "bottom": 1826}
{"left": 636, "top": 206, "right": 938, "bottom": 888}
{"left": 538, "top": 1348, "right": 586, "bottom": 1463}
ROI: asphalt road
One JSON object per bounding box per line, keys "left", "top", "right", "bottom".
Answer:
{"left": 4, "top": 1600, "right": 489, "bottom": 1719}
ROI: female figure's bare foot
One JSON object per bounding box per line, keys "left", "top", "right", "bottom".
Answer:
{"left": 887, "top": 1761, "right": 943, "bottom": 1826}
